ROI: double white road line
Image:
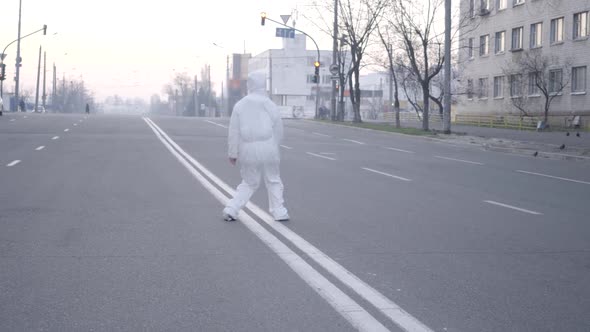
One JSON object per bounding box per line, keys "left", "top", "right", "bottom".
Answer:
{"left": 143, "top": 117, "right": 432, "bottom": 332}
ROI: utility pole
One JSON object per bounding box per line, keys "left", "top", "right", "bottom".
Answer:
{"left": 52, "top": 63, "right": 56, "bottom": 110}
{"left": 34, "top": 46, "right": 41, "bottom": 112}
{"left": 226, "top": 55, "right": 230, "bottom": 116}
{"left": 62, "top": 73, "right": 65, "bottom": 112}
{"left": 15, "top": 0, "right": 23, "bottom": 111}
{"left": 42, "top": 51, "right": 46, "bottom": 109}
{"left": 269, "top": 50, "right": 273, "bottom": 100}
{"left": 443, "top": 0, "right": 452, "bottom": 134}
{"left": 330, "top": 0, "right": 338, "bottom": 121}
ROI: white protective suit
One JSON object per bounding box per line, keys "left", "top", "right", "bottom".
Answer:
{"left": 223, "top": 71, "right": 289, "bottom": 220}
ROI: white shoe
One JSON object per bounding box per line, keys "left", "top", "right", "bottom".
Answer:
{"left": 223, "top": 213, "right": 236, "bottom": 221}
{"left": 275, "top": 214, "right": 290, "bottom": 222}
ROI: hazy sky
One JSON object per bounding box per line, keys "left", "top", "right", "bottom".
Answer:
{"left": 1, "top": 0, "right": 334, "bottom": 101}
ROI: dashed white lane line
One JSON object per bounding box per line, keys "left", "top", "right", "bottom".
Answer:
{"left": 435, "top": 156, "right": 484, "bottom": 165}
{"left": 342, "top": 138, "right": 365, "bottom": 145}
{"left": 35, "top": 146, "right": 45, "bottom": 151}
{"left": 280, "top": 145, "right": 293, "bottom": 149}
{"left": 23, "top": 116, "right": 28, "bottom": 119}
{"left": 362, "top": 167, "right": 412, "bottom": 182}
{"left": 204, "top": 120, "right": 228, "bottom": 129}
{"left": 384, "top": 147, "right": 415, "bottom": 154}
{"left": 307, "top": 152, "right": 336, "bottom": 161}
{"left": 10, "top": 119, "right": 15, "bottom": 122}
{"left": 313, "top": 132, "right": 331, "bottom": 137}
{"left": 516, "top": 170, "right": 590, "bottom": 185}
{"left": 52, "top": 136, "right": 59, "bottom": 140}
{"left": 64, "top": 128, "right": 69, "bottom": 132}
{"left": 73, "top": 123, "right": 78, "bottom": 126}
{"left": 484, "top": 200, "right": 542, "bottom": 215}
{"left": 6, "top": 160, "right": 21, "bottom": 167}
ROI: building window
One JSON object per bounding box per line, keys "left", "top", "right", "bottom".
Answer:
{"left": 511, "top": 27, "right": 523, "bottom": 50}
{"left": 549, "top": 69, "right": 563, "bottom": 94}
{"left": 497, "top": 0, "right": 507, "bottom": 10}
{"left": 478, "top": 77, "right": 489, "bottom": 98}
{"left": 307, "top": 57, "right": 316, "bottom": 66}
{"left": 513, "top": 0, "right": 524, "bottom": 6}
{"left": 572, "top": 66, "right": 587, "bottom": 93}
{"left": 481, "top": 0, "right": 491, "bottom": 12}
{"left": 495, "top": 31, "right": 505, "bottom": 53}
{"left": 467, "top": 79, "right": 474, "bottom": 99}
{"left": 528, "top": 72, "right": 540, "bottom": 95}
{"left": 550, "top": 17, "right": 564, "bottom": 44}
{"left": 510, "top": 74, "right": 522, "bottom": 97}
{"left": 306, "top": 75, "right": 315, "bottom": 84}
{"left": 574, "top": 12, "right": 589, "bottom": 39}
{"left": 469, "top": 0, "right": 475, "bottom": 17}
{"left": 493, "top": 76, "right": 504, "bottom": 98}
{"left": 530, "top": 22, "right": 543, "bottom": 48}
{"left": 480, "top": 34, "right": 490, "bottom": 56}
{"left": 468, "top": 38, "right": 474, "bottom": 58}
{"left": 321, "top": 75, "right": 332, "bottom": 84}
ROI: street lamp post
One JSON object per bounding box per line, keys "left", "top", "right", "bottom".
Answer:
{"left": 260, "top": 12, "right": 322, "bottom": 119}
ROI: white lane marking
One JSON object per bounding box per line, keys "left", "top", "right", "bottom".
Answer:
{"left": 64, "top": 128, "right": 69, "bottom": 132}
{"left": 23, "top": 116, "right": 28, "bottom": 119}
{"left": 73, "top": 123, "right": 78, "bottom": 126}
{"left": 143, "top": 117, "right": 391, "bottom": 332}
{"left": 307, "top": 152, "right": 336, "bottom": 161}
{"left": 342, "top": 138, "right": 365, "bottom": 145}
{"left": 435, "top": 156, "right": 484, "bottom": 165}
{"left": 280, "top": 145, "right": 293, "bottom": 149}
{"left": 362, "top": 167, "right": 412, "bottom": 182}
{"left": 484, "top": 200, "right": 542, "bottom": 215}
{"left": 384, "top": 147, "right": 415, "bottom": 154}
{"left": 204, "top": 120, "right": 228, "bottom": 129}
{"left": 319, "top": 152, "right": 336, "bottom": 155}
{"left": 7, "top": 160, "right": 21, "bottom": 167}
{"left": 516, "top": 170, "right": 590, "bottom": 185}
{"left": 35, "top": 146, "right": 45, "bottom": 151}
{"left": 52, "top": 136, "right": 59, "bottom": 140}
{"left": 313, "top": 132, "right": 331, "bottom": 137}
{"left": 10, "top": 119, "right": 15, "bottom": 122}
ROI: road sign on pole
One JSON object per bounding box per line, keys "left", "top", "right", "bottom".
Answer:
{"left": 329, "top": 64, "right": 339, "bottom": 75}
{"left": 280, "top": 15, "right": 291, "bottom": 24}
{"left": 275, "top": 28, "right": 295, "bottom": 39}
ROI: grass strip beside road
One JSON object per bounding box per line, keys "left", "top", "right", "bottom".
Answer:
{"left": 312, "top": 119, "right": 441, "bottom": 136}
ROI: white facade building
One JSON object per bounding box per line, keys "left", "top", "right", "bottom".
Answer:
{"left": 457, "top": 0, "right": 589, "bottom": 127}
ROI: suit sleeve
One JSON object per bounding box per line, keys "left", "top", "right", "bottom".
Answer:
{"left": 270, "top": 102, "right": 283, "bottom": 144}
{"left": 228, "top": 109, "right": 240, "bottom": 158}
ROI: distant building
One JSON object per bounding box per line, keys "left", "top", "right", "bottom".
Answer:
{"left": 457, "top": 0, "right": 589, "bottom": 127}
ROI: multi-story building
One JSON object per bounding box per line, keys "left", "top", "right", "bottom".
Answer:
{"left": 457, "top": 0, "right": 589, "bottom": 127}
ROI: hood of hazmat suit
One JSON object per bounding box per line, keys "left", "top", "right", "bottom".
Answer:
{"left": 227, "top": 70, "right": 284, "bottom": 165}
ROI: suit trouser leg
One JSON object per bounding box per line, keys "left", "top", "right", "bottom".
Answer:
{"left": 224, "top": 164, "right": 261, "bottom": 217}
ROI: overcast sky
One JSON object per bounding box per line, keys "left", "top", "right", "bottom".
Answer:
{"left": 1, "top": 0, "right": 335, "bottom": 101}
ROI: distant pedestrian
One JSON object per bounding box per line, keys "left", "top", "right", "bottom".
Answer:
{"left": 19, "top": 99, "right": 25, "bottom": 112}
{"left": 85, "top": 103, "right": 90, "bottom": 114}
{"left": 222, "top": 71, "right": 289, "bottom": 222}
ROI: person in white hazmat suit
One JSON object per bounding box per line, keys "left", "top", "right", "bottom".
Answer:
{"left": 222, "top": 71, "right": 289, "bottom": 222}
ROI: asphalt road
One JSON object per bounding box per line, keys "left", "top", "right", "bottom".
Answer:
{"left": 1, "top": 112, "right": 589, "bottom": 331}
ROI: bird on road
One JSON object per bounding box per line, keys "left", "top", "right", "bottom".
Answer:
{"left": 566, "top": 132, "right": 570, "bottom": 136}
{"left": 533, "top": 151, "right": 538, "bottom": 157}
{"left": 576, "top": 132, "right": 581, "bottom": 137}
{"left": 559, "top": 144, "right": 565, "bottom": 150}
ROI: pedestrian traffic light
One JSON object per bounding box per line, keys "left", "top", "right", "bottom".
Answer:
{"left": 43, "top": 25, "right": 47, "bottom": 35}
{"left": 261, "top": 12, "right": 266, "bottom": 26}
{"left": 0, "top": 63, "right": 5, "bottom": 81}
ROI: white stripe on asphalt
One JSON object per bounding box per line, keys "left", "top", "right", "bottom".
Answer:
{"left": 52, "top": 136, "right": 59, "bottom": 140}
{"left": 307, "top": 152, "right": 336, "bottom": 161}
{"left": 6, "top": 160, "right": 21, "bottom": 167}
{"left": 10, "top": 119, "right": 15, "bottom": 122}
{"left": 342, "top": 138, "right": 365, "bottom": 145}
{"left": 362, "top": 167, "right": 412, "bottom": 182}
{"left": 64, "top": 128, "right": 69, "bottom": 132}
{"left": 73, "top": 123, "right": 78, "bottom": 126}
{"left": 435, "top": 156, "right": 484, "bottom": 165}
{"left": 280, "top": 145, "right": 293, "bottom": 149}
{"left": 143, "top": 117, "right": 391, "bottom": 332}
{"left": 484, "top": 200, "right": 542, "bottom": 215}
{"left": 35, "top": 146, "right": 45, "bottom": 151}
{"left": 516, "top": 170, "right": 590, "bottom": 185}
{"left": 23, "top": 116, "right": 28, "bottom": 119}
{"left": 384, "top": 147, "right": 415, "bottom": 154}
{"left": 205, "top": 120, "right": 228, "bottom": 129}
{"left": 144, "top": 117, "right": 433, "bottom": 332}
{"left": 313, "top": 132, "right": 331, "bottom": 137}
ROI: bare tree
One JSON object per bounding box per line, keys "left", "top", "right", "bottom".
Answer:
{"left": 339, "top": 0, "right": 387, "bottom": 123}
{"left": 503, "top": 50, "right": 571, "bottom": 125}
{"left": 376, "top": 27, "right": 402, "bottom": 128}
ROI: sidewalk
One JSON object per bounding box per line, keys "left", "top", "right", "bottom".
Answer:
{"left": 365, "top": 119, "right": 590, "bottom": 160}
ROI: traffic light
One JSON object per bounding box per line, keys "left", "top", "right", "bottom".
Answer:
{"left": 261, "top": 12, "right": 266, "bottom": 26}
{"left": 0, "top": 63, "right": 5, "bottom": 81}
{"left": 43, "top": 24, "right": 47, "bottom": 35}
{"left": 313, "top": 61, "right": 320, "bottom": 83}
